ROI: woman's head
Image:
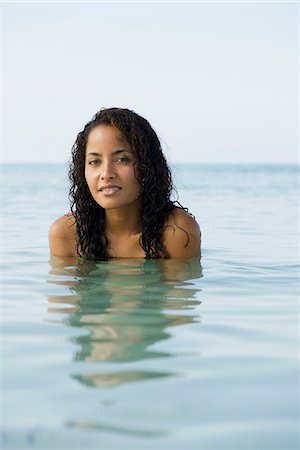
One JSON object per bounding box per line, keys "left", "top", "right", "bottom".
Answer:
{"left": 69, "top": 107, "right": 176, "bottom": 260}
{"left": 71, "top": 107, "right": 172, "bottom": 203}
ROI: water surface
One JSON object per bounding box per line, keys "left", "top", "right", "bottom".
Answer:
{"left": 2, "top": 164, "right": 299, "bottom": 449}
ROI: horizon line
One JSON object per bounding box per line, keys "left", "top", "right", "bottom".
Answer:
{"left": 2, "top": 161, "right": 299, "bottom": 166}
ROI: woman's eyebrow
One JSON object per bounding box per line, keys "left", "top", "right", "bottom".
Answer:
{"left": 86, "top": 149, "right": 131, "bottom": 157}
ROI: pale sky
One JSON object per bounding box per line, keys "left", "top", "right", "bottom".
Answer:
{"left": 2, "top": 1, "right": 298, "bottom": 164}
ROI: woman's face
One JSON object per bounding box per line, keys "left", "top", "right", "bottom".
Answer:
{"left": 85, "top": 125, "right": 141, "bottom": 211}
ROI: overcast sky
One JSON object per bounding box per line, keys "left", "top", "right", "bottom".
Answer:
{"left": 2, "top": 1, "right": 298, "bottom": 164}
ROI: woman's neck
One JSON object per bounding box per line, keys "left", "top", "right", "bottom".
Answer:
{"left": 104, "top": 208, "right": 142, "bottom": 237}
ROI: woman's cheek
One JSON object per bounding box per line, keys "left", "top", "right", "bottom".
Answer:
{"left": 85, "top": 169, "right": 97, "bottom": 190}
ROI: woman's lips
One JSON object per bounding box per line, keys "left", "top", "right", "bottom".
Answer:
{"left": 99, "top": 186, "right": 121, "bottom": 196}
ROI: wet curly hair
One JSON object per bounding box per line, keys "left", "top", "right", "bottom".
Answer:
{"left": 69, "top": 107, "right": 187, "bottom": 260}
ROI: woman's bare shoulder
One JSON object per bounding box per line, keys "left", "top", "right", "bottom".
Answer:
{"left": 49, "top": 213, "right": 76, "bottom": 236}
{"left": 48, "top": 213, "right": 77, "bottom": 257}
{"left": 164, "top": 208, "right": 201, "bottom": 258}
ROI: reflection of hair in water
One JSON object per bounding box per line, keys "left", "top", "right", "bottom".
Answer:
{"left": 48, "top": 258, "right": 203, "bottom": 387}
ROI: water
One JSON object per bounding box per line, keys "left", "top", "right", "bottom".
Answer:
{"left": 2, "top": 163, "right": 299, "bottom": 449}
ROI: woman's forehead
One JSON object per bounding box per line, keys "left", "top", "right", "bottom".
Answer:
{"left": 85, "top": 125, "right": 137, "bottom": 157}
{"left": 87, "top": 125, "right": 127, "bottom": 146}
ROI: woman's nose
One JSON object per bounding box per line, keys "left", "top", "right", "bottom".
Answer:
{"left": 100, "top": 160, "right": 115, "bottom": 180}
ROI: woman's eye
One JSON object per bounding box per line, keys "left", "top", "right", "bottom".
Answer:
{"left": 115, "top": 157, "right": 130, "bottom": 164}
{"left": 89, "top": 160, "right": 100, "bottom": 166}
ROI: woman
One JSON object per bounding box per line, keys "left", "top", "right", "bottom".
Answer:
{"left": 49, "top": 107, "right": 201, "bottom": 260}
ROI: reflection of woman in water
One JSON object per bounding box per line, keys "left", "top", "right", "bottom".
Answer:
{"left": 49, "top": 107, "right": 201, "bottom": 260}
{"left": 47, "top": 258, "right": 202, "bottom": 387}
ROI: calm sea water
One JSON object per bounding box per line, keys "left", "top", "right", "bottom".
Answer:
{"left": 2, "top": 163, "right": 299, "bottom": 449}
